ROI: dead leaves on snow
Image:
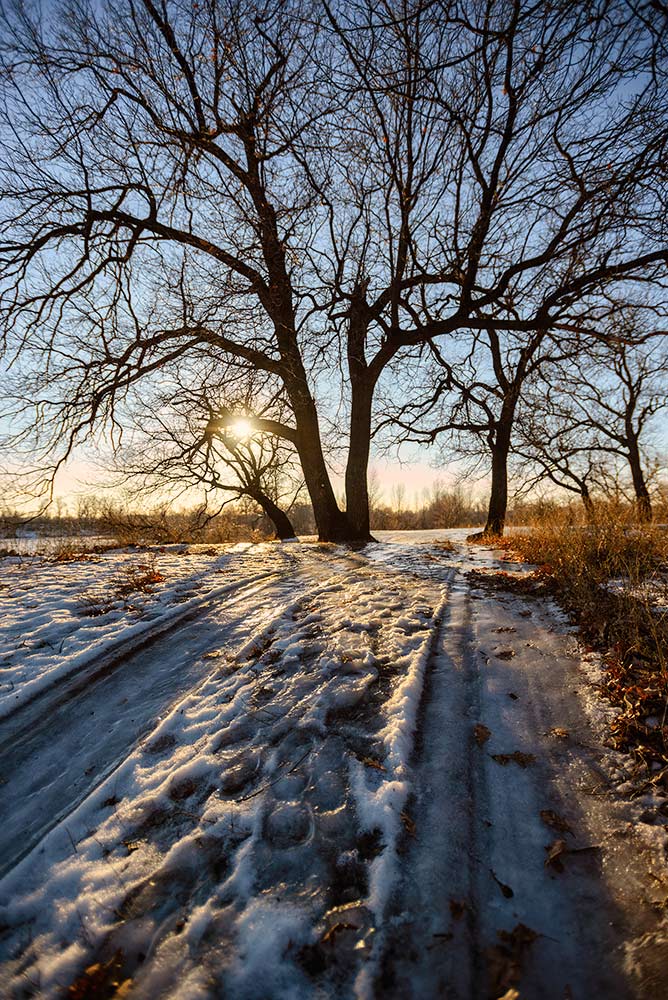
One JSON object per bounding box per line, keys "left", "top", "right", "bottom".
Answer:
{"left": 67, "top": 950, "right": 132, "bottom": 999}
{"left": 360, "top": 756, "right": 386, "bottom": 772}
{"left": 474, "top": 723, "right": 492, "bottom": 746}
{"left": 491, "top": 870, "right": 514, "bottom": 898}
{"left": 544, "top": 838, "right": 601, "bottom": 873}
{"left": 540, "top": 809, "right": 574, "bottom": 837}
{"left": 487, "top": 923, "right": 539, "bottom": 999}
{"left": 491, "top": 751, "right": 536, "bottom": 769}
{"left": 400, "top": 810, "right": 417, "bottom": 837}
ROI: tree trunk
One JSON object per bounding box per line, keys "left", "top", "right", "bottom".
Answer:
{"left": 581, "top": 485, "right": 595, "bottom": 521}
{"left": 626, "top": 434, "right": 652, "bottom": 522}
{"left": 484, "top": 442, "right": 509, "bottom": 535}
{"left": 345, "top": 377, "right": 375, "bottom": 541}
{"left": 248, "top": 490, "right": 296, "bottom": 540}
{"left": 483, "top": 411, "right": 514, "bottom": 536}
{"left": 289, "top": 387, "right": 363, "bottom": 542}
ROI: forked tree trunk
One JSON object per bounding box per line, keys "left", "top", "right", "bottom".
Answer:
{"left": 345, "top": 378, "right": 375, "bottom": 542}
{"left": 627, "top": 434, "right": 652, "bottom": 522}
{"left": 289, "top": 388, "right": 365, "bottom": 542}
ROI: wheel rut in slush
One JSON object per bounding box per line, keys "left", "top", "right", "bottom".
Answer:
{"left": 377, "top": 568, "right": 668, "bottom": 1000}
{"left": 0, "top": 572, "right": 308, "bottom": 880}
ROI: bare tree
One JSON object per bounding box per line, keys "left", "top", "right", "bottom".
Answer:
{"left": 381, "top": 320, "right": 581, "bottom": 534}
{"left": 515, "top": 393, "right": 611, "bottom": 517}
{"left": 0, "top": 0, "right": 666, "bottom": 540}
{"left": 521, "top": 325, "right": 668, "bottom": 520}
{"left": 114, "top": 368, "right": 302, "bottom": 539}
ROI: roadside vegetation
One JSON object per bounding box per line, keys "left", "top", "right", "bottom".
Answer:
{"left": 501, "top": 503, "right": 668, "bottom": 779}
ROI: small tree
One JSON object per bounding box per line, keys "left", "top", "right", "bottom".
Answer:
{"left": 115, "top": 374, "right": 303, "bottom": 539}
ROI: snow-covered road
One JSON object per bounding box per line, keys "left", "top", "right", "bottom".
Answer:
{"left": 0, "top": 533, "right": 667, "bottom": 998}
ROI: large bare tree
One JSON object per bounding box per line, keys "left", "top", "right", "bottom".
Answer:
{"left": 0, "top": 0, "right": 666, "bottom": 539}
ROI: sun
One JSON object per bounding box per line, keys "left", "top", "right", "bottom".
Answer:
{"left": 229, "top": 418, "right": 254, "bottom": 440}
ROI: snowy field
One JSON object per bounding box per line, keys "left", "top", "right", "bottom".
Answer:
{"left": 0, "top": 531, "right": 667, "bottom": 998}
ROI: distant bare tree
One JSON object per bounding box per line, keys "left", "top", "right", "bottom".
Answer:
{"left": 523, "top": 326, "right": 668, "bottom": 520}
{"left": 382, "top": 320, "right": 581, "bottom": 534}
{"left": 515, "top": 394, "right": 611, "bottom": 517}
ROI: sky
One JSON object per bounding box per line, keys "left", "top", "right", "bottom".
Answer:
{"left": 42, "top": 445, "right": 476, "bottom": 514}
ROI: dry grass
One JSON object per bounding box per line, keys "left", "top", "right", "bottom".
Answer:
{"left": 502, "top": 505, "right": 668, "bottom": 777}
{"left": 432, "top": 539, "right": 456, "bottom": 552}
{"left": 79, "top": 557, "right": 166, "bottom": 617}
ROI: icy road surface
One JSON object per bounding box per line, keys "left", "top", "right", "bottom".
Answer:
{"left": 0, "top": 532, "right": 667, "bottom": 999}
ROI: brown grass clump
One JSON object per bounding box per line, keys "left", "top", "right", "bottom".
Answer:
{"left": 79, "top": 557, "right": 166, "bottom": 617}
{"left": 504, "top": 506, "right": 668, "bottom": 777}
{"left": 114, "top": 559, "right": 166, "bottom": 597}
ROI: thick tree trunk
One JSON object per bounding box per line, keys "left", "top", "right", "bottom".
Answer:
{"left": 244, "top": 176, "right": 364, "bottom": 543}
{"left": 627, "top": 434, "right": 652, "bottom": 522}
{"left": 345, "top": 378, "right": 375, "bottom": 541}
{"left": 248, "top": 489, "right": 296, "bottom": 540}
{"left": 581, "top": 486, "right": 595, "bottom": 521}
{"left": 483, "top": 408, "right": 514, "bottom": 537}
{"left": 484, "top": 440, "right": 509, "bottom": 536}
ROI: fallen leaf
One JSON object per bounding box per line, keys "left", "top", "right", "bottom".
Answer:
{"left": 493, "top": 626, "right": 517, "bottom": 634}
{"left": 540, "top": 810, "right": 574, "bottom": 837}
{"left": 491, "top": 752, "right": 536, "bottom": 768}
{"left": 474, "top": 723, "right": 492, "bottom": 746}
{"left": 495, "top": 649, "right": 516, "bottom": 660}
{"left": 549, "top": 727, "right": 570, "bottom": 740}
{"left": 121, "top": 839, "right": 142, "bottom": 854}
{"left": 499, "top": 923, "right": 539, "bottom": 948}
{"left": 67, "top": 951, "right": 127, "bottom": 999}
{"left": 491, "top": 870, "right": 514, "bottom": 898}
{"left": 361, "top": 757, "right": 386, "bottom": 772}
{"left": 487, "top": 923, "right": 539, "bottom": 996}
{"left": 545, "top": 838, "right": 601, "bottom": 872}
{"left": 545, "top": 838, "right": 569, "bottom": 872}
{"left": 401, "top": 811, "right": 416, "bottom": 837}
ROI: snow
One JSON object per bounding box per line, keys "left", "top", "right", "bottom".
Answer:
{"left": 0, "top": 532, "right": 667, "bottom": 998}
{"left": 0, "top": 542, "right": 280, "bottom": 718}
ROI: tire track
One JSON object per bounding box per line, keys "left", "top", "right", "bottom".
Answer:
{"left": 0, "top": 557, "right": 374, "bottom": 883}
{"left": 376, "top": 553, "right": 668, "bottom": 999}
{"left": 0, "top": 574, "right": 305, "bottom": 879}
{"left": 0, "top": 569, "right": 282, "bottom": 751}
